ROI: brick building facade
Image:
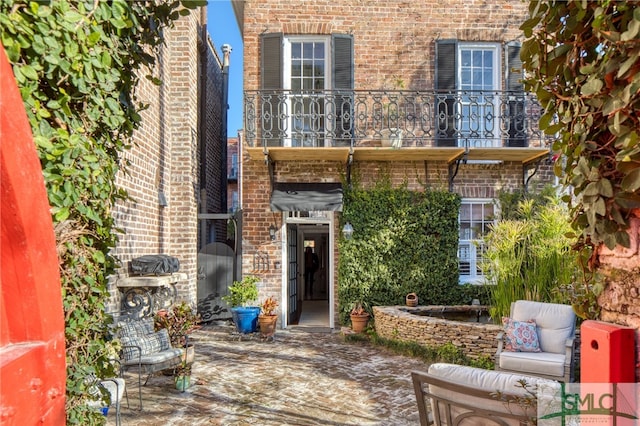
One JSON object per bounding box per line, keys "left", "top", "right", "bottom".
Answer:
{"left": 108, "top": 9, "right": 228, "bottom": 315}
{"left": 234, "top": 0, "right": 556, "bottom": 329}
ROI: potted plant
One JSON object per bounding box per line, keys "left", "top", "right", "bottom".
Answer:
{"left": 154, "top": 301, "right": 200, "bottom": 380}
{"left": 154, "top": 301, "right": 201, "bottom": 349}
{"left": 173, "top": 356, "right": 192, "bottom": 391}
{"left": 222, "top": 275, "right": 260, "bottom": 333}
{"left": 258, "top": 296, "right": 279, "bottom": 338}
{"left": 349, "top": 301, "right": 371, "bottom": 333}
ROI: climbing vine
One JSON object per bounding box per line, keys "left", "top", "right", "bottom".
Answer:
{"left": 521, "top": 1, "right": 640, "bottom": 265}
{"left": 0, "top": 0, "right": 204, "bottom": 423}
{"left": 338, "top": 177, "right": 463, "bottom": 324}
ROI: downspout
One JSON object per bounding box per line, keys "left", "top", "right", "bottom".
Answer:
{"left": 221, "top": 44, "right": 232, "bottom": 214}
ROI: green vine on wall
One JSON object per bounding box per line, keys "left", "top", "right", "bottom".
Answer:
{"left": 0, "top": 0, "right": 204, "bottom": 423}
{"left": 338, "top": 179, "right": 463, "bottom": 324}
{"left": 521, "top": 1, "right": 640, "bottom": 265}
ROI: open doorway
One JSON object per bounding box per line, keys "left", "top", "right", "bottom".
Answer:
{"left": 283, "top": 216, "right": 333, "bottom": 330}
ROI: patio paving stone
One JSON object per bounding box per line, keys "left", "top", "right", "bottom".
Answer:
{"left": 112, "top": 322, "right": 428, "bottom": 425}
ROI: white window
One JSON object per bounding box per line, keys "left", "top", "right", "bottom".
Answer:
{"left": 458, "top": 199, "right": 496, "bottom": 283}
{"left": 457, "top": 43, "right": 501, "bottom": 147}
{"left": 283, "top": 36, "right": 331, "bottom": 147}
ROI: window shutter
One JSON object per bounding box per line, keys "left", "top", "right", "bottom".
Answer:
{"left": 332, "top": 34, "right": 354, "bottom": 146}
{"left": 435, "top": 39, "right": 457, "bottom": 147}
{"left": 260, "top": 33, "right": 283, "bottom": 146}
{"left": 332, "top": 34, "right": 353, "bottom": 90}
{"left": 506, "top": 43, "right": 526, "bottom": 147}
{"left": 261, "top": 33, "right": 283, "bottom": 89}
{"left": 506, "top": 43, "right": 523, "bottom": 92}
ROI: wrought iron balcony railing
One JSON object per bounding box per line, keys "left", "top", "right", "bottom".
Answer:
{"left": 244, "top": 90, "right": 549, "bottom": 150}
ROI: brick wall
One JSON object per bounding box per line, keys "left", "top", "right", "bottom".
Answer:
{"left": 242, "top": 0, "right": 529, "bottom": 91}
{"left": 239, "top": 0, "right": 554, "bottom": 323}
{"left": 109, "top": 9, "right": 225, "bottom": 313}
{"left": 597, "top": 213, "right": 640, "bottom": 380}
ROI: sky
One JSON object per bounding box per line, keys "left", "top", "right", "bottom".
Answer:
{"left": 207, "top": 0, "right": 243, "bottom": 137}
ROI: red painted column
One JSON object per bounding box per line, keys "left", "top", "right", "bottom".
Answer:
{"left": 0, "top": 45, "right": 66, "bottom": 424}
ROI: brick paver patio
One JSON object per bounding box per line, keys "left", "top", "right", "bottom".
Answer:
{"left": 112, "top": 322, "right": 428, "bottom": 425}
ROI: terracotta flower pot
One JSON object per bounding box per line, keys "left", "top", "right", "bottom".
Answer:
{"left": 406, "top": 293, "right": 418, "bottom": 307}
{"left": 258, "top": 314, "right": 278, "bottom": 338}
{"left": 350, "top": 313, "right": 370, "bottom": 333}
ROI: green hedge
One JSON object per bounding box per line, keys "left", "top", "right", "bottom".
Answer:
{"left": 338, "top": 183, "right": 462, "bottom": 324}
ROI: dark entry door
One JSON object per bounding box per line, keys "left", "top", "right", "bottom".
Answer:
{"left": 287, "top": 225, "right": 300, "bottom": 324}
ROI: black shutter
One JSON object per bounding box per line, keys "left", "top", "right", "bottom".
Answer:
{"left": 332, "top": 34, "right": 354, "bottom": 147}
{"left": 506, "top": 43, "right": 526, "bottom": 147}
{"left": 435, "top": 39, "right": 457, "bottom": 147}
{"left": 261, "top": 33, "right": 283, "bottom": 146}
{"left": 261, "top": 33, "right": 283, "bottom": 89}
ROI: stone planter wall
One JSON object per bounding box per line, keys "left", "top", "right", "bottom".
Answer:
{"left": 373, "top": 306, "right": 502, "bottom": 360}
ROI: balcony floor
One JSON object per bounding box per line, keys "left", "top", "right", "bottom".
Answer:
{"left": 247, "top": 146, "right": 550, "bottom": 165}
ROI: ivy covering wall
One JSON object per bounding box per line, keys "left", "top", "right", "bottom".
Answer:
{"left": 0, "top": 1, "right": 203, "bottom": 423}
{"left": 338, "top": 181, "right": 463, "bottom": 324}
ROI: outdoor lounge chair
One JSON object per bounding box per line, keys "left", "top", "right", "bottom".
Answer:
{"left": 495, "top": 300, "right": 577, "bottom": 382}
{"left": 412, "top": 363, "right": 559, "bottom": 426}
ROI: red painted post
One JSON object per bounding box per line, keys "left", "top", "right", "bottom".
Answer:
{"left": 0, "top": 45, "right": 66, "bottom": 424}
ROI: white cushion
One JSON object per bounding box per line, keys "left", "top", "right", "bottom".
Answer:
{"left": 499, "top": 351, "right": 566, "bottom": 378}
{"left": 511, "top": 301, "right": 575, "bottom": 354}
{"left": 427, "top": 363, "right": 558, "bottom": 425}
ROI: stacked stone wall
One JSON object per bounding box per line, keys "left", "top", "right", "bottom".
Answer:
{"left": 373, "top": 306, "right": 501, "bottom": 360}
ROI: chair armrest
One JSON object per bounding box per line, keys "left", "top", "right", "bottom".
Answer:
{"left": 120, "top": 344, "right": 143, "bottom": 370}
{"left": 562, "top": 336, "right": 578, "bottom": 382}
{"left": 495, "top": 332, "right": 505, "bottom": 363}
{"left": 563, "top": 336, "right": 576, "bottom": 370}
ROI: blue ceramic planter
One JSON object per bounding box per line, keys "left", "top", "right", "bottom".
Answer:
{"left": 232, "top": 306, "right": 260, "bottom": 333}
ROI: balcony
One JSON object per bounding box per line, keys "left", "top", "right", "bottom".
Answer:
{"left": 244, "top": 90, "right": 551, "bottom": 165}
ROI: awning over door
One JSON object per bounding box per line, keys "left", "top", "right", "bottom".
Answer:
{"left": 270, "top": 182, "right": 343, "bottom": 212}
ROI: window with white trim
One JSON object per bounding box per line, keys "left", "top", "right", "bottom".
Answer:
{"left": 457, "top": 43, "right": 501, "bottom": 147}
{"left": 458, "top": 199, "right": 496, "bottom": 283}
{"left": 283, "top": 36, "right": 331, "bottom": 147}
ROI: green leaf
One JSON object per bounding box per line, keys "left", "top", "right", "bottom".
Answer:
{"left": 581, "top": 78, "right": 603, "bottom": 96}
{"left": 20, "top": 64, "right": 38, "bottom": 80}
{"left": 583, "top": 182, "right": 599, "bottom": 196}
{"left": 92, "top": 251, "right": 106, "bottom": 264}
{"left": 54, "top": 207, "right": 70, "bottom": 222}
{"left": 616, "top": 231, "right": 631, "bottom": 249}
{"left": 64, "top": 10, "right": 84, "bottom": 23}
{"left": 603, "top": 97, "right": 624, "bottom": 116}
{"left": 615, "top": 192, "right": 640, "bottom": 209}
{"left": 597, "top": 179, "right": 614, "bottom": 197}
{"left": 110, "top": 18, "right": 127, "bottom": 29}
{"left": 621, "top": 17, "right": 640, "bottom": 41}
{"left": 621, "top": 168, "right": 640, "bottom": 192}
{"left": 88, "top": 31, "right": 101, "bottom": 45}
{"left": 64, "top": 41, "right": 79, "bottom": 58}
{"left": 603, "top": 233, "right": 617, "bottom": 250}
{"left": 594, "top": 197, "right": 606, "bottom": 216}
